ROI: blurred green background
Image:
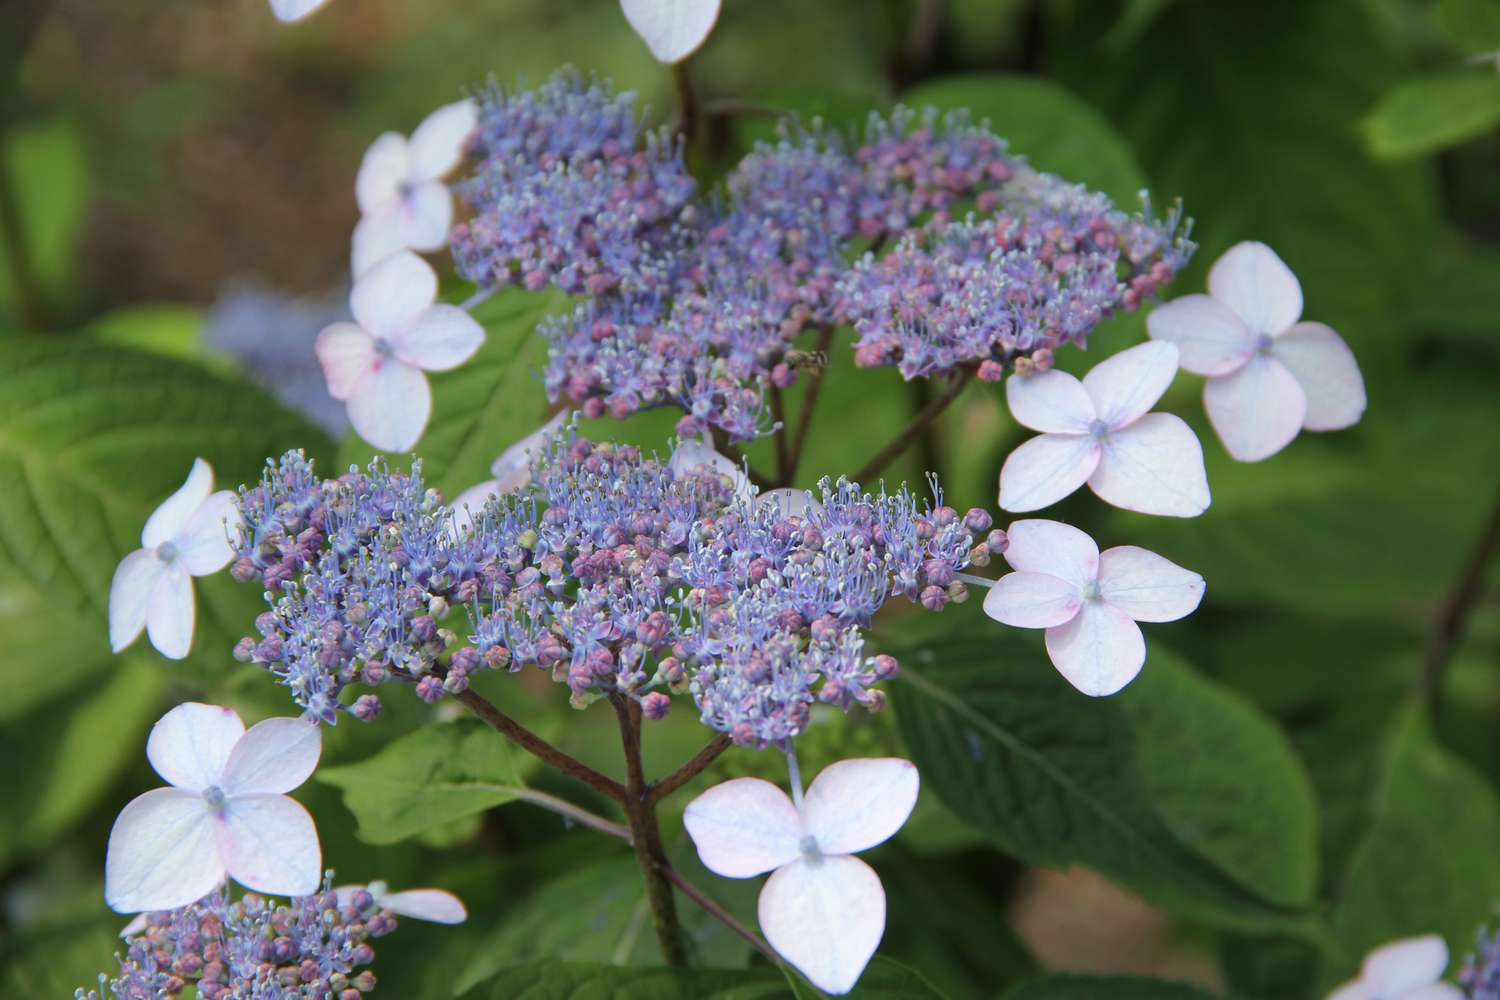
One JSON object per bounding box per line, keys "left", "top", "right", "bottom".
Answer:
{"left": 1, "top": 0, "right": 1499, "bottom": 997}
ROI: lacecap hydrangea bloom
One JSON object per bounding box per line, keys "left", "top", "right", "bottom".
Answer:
{"left": 229, "top": 426, "right": 996, "bottom": 745}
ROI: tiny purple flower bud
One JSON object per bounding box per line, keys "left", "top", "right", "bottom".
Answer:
{"left": 641, "top": 692, "right": 671, "bottom": 720}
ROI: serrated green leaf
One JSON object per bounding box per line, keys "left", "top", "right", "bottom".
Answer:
{"left": 1326, "top": 709, "right": 1500, "bottom": 988}
{"left": 1363, "top": 72, "right": 1500, "bottom": 159}
{"left": 901, "top": 74, "right": 1147, "bottom": 204}
{"left": 458, "top": 959, "right": 790, "bottom": 1000}
{"left": 318, "top": 717, "right": 527, "bottom": 844}
{"left": 1001, "top": 973, "right": 1220, "bottom": 999}
{"left": 894, "top": 620, "right": 1321, "bottom": 936}
{"left": 0, "top": 339, "right": 335, "bottom": 672}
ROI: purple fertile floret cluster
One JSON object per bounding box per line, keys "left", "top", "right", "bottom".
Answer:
{"left": 78, "top": 881, "right": 394, "bottom": 1000}
{"left": 1463, "top": 923, "right": 1500, "bottom": 999}
{"left": 455, "top": 71, "right": 1191, "bottom": 442}
{"left": 230, "top": 435, "right": 998, "bottom": 747}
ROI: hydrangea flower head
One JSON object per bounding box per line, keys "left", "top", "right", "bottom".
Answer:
{"left": 451, "top": 410, "right": 572, "bottom": 531}
{"left": 1461, "top": 921, "right": 1500, "bottom": 999}
{"left": 353, "top": 98, "right": 479, "bottom": 276}
{"left": 1328, "top": 934, "right": 1462, "bottom": 1000}
{"left": 684, "top": 758, "right": 919, "bottom": 994}
{"left": 105, "top": 703, "right": 322, "bottom": 913}
{"left": 315, "top": 251, "right": 485, "bottom": 451}
{"left": 999, "top": 340, "right": 1210, "bottom": 517}
{"left": 620, "top": 0, "right": 721, "bottom": 63}
{"left": 1147, "top": 241, "right": 1366, "bottom": 462}
{"left": 109, "top": 458, "right": 242, "bottom": 660}
{"left": 981, "top": 519, "right": 1204, "bottom": 695}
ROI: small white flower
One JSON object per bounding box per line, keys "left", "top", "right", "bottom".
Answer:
{"left": 334, "top": 880, "right": 468, "bottom": 924}
{"left": 684, "top": 758, "right": 919, "bottom": 995}
{"left": 999, "top": 341, "right": 1210, "bottom": 517}
{"left": 620, "top": 0, "right": 722, "bottom": 63}
{"left": 316, "top": 251, "right": 485, "bottom": 452}
{"left": 1326, "top": 934, "right": 1462, "bottom": 1000}
{"left": 352, "top": 99, "right": 478, "bottom": 277}
{"left": 981, "top": 519, "right": 1204, "bottom": 696}
{"left": 669, "top": 438, "right": 755, "bottom": 504}
{"left": 109, "top": 458, "right": 241, "bottom": 660}
{"left": 105, "top": 703, "right": 323, "bottom": 913}
{"left": 269, "top": 0, "right": 332, "bottom": 22}
{"left": 450, "top": 410, "right": 571, "bottom": 532}
{"left": 1147, "top": 241, "right": 1366, "bottom": 462}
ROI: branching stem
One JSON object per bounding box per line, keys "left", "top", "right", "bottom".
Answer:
{"left": 656, "top": 861, "right": 782, "bottom": 964}
{"left": 454, "top": 689, "right": 626, "bottom": 802}
{"left": 646, "top": 734, "right": 732, "bottom": 806}
{"left": 850, "top": 369, "right": 973, "bottom": 483}
{"left": 1420, "top": 480, "right": 1500, "bottom": 704}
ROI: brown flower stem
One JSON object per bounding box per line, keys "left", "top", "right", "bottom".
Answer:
{"left": 612, "top": 694, "right": 690, "bottom": 966}
{"left": 454, "top": 689, "right": 626, "bottom": 802}
{"left": 850, "top": 369, "right": 973, "bottom": 483}
{"left": 646, "top": 734, "right": 732, "bottom": 806}
{"left": 1420, "top": 479, "right": 1500, "bottom": 705}
{"left": 782, "top": 325, "right": 837, "bottom": 487}
{"left": 470, "top": 784, "right": 633, "bottom": 841}
{"left": 656, "top": 860, "right": 781, "bottom": 964}
{"left": 771, "top": 385, "right": 791, "bottom": 484}
{"left": 673, "top": 61, "right": 700, "bottom": 145}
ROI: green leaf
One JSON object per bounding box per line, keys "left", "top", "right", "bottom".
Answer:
{"left": 1363, "top": 72, "right": 1500, "bottom": 159}
{"left": 1435, "top": 0, "right": 1500, "bottom": 54}
{"left": 458, "top": 960, "right": 789, "bottom": 1000}
{"left": 0, "top": 659, "right": 163, "bottom": 866}
{"left": 894, "top": 621, "right": 1321, "bottom": 935}
{"left": 1327, "top": 709, "right": 1500, "bottom": 987}
{"left": 86, "top": 304, "right": 231, "bottom": 373}
{"left": 336, "top": 287, "right": 559, "bottom": 499}
{"left": 0, "top": 339, "right": 335, "bottom": 671}
{"left": 0, "top": 117, "right": 90, "bottom": 324}
{"left": 900, "top": 74, "right": 1148, "bottom": 204}
{"left": 1001, "top": 973, "right": 1221, "bottom": 999}
{"left": 317, "top": 718, "right": 527, "bottom": 844}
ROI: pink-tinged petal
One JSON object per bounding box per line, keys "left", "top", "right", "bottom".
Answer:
{"left": 145, "top": 565, "right": 195, "bottom": 661}
{"left": 143, "top": 458, "right": 214, "bottom": 548}
{"left": 982, "top": 572, "right": 1082, "bottom": 629}
{"left": 1082, "top": 340, "right": 1180, "bottom": 429}
{"left": 119, "top": 913, "right": 149, "bottom": 937}
{"left": 997, "top": 433, "right": 1101, "bottom": 512}
{"left": 671, "top": 439, "right": 753, "bottom": 503}
{"left": 758, "top": 488, "right": 825, "bottom": 519}
{"left": 1325, "top": 981, "right": 1371, "bottom": 1000}
{"left": 221, "top": 718, "right": 321, "bottom": 796}
{"left": 1208, "top": 241, "right": 1303, "bottom": 335}
{"left": 1406, "top": 986, "right": 1466, "bottom": 1000}
{"left": 1097, "top": 546, "right": 1205, "bottom": 623}
{"left": 355, "top": 132, "right": 409, "bottom": 218}
{"left": 391, "top": 304, "right": 484, "bottom": 372}
{"left": 492, "top": 410, "right": 570, "bottom": 482}
{"left": 315, "top": 322, "right": 377, "bottom": 401}
{"left": 351, "top": 213, "right": 407, "bottom": 278}
{"left": 395, "top": 180, "right": 454, "bottom": 253}
{"left": 408, "top": 99, "right": 478, "bottom": 181}
{"left": 105, "top": 788, "right": 224, "bottom": 913}
{"left": 801, "top": 758, "right": 919, "bottom": 856}
{"left": 349, "top": 251, "right": 437, "bottom": 340}
{"left": 219, "top": 793, "right": 322, "bottom": 897}
{"left": 1363, "top": 935, "right": 1449, "bottom": 995}
{"left": 269, "top": 0, "right": 332, "bottom": 22}
{"left": 1089, "top": 413, "right": 1211, "bottom": 518}
{"left": 347, "top": 360, "right": 431, "bottom": 453}
{"left": 1044, "top": 602, "right": 1145, "bottom": 697}
{"left": 1271, "top": 322, "right": 1366, "bottom": 431}
{"left": 110, "top": 549, "right": 164, "bottom": 653}
{"left": 1146, "top": 294, "right": 1257, "bottom": 376}
{"left": 178, "top": 491, "right": 242, "bottom": 576}
{"left": 450, "top": 479, "right": 500, "bottom": 535}
{"left": 759, "top": 855, "right": 885, "bottom": 996}
{"left": 620, "top": 0, "right": 723, "bottom": 63}
{"left": 147, "top": 702, "right": 245, "bottom": 791}
{"left": 380, "top": 888, "right": 468, "bottom": 924}
{"left": 683, "top": 777, "right": 802, "bottom": 878}
{"left": 1005, "top": 369, "right": 1095, "bottom": 434}
{"left": 1203, "top": 355, "right": 1307, "bottom": 462}
{"left": 1001, "top": 519, "right": 1100, "bottom": 589}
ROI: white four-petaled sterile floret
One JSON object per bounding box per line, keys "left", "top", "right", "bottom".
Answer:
{"left": 105, "top": 703, "right": 323, "bottom": 913}
{"left": 620, "top": 0, "right": 722, "bottom": 63}
{"left": 999, "top": 340, "right": 1210, "bottom": 517}
{"left": 981, "top": 519, "right": 1204, "bottom": 696}
{"left": 1326, "top": 934, "right": 1463, "bottom": 1000}
{"left": 684, "top": 758, "right": 919, "bottom": 995}
{"left": 1147, "top": 240, "right": 1366, "bottom": 462}
{"left": 109, "top": 459, "right": 242, "bottom": 660}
